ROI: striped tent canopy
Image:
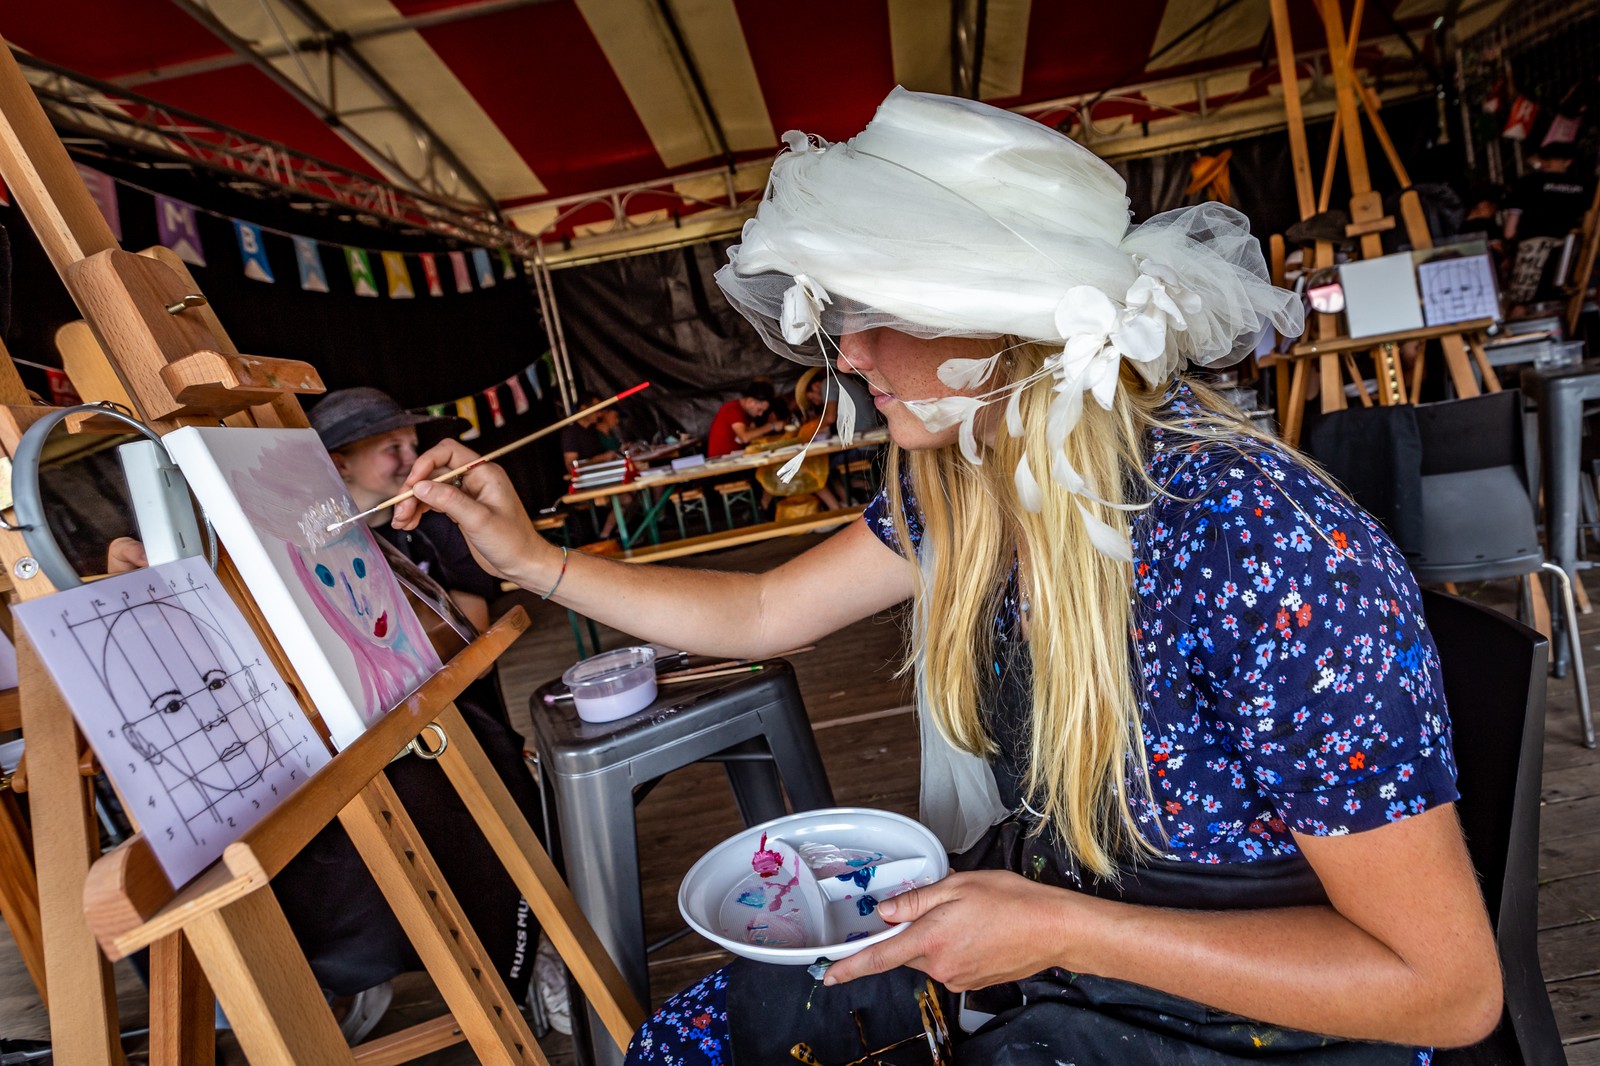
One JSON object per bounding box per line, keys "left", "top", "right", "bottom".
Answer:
{"left": 5, "top": 0, "right": 1506, "bottom": 261}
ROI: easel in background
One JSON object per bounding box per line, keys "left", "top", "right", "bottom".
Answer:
{"left": 0, "top": 32, "right": 644, "bottom": 1065}
{"left": 1266, "top": 0, "right": 1496, "bottom": 447}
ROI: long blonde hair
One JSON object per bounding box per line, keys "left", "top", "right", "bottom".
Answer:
{"left": 884, "top": 342, "right": 1279, "bottom": 877}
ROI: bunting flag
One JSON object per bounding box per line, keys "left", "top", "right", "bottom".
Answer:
{"left": 0, "top": 175, "right": 9, "bottom": 207}
{"left": 471, "top": 248, "right": 496, "bottom": 289}
{"left": 419, "top": 252, "right": 444, "bottom": 297}
{"left": 234, "top": 221, "right": 274, "bottom": 283}
{"left": 524, "top": 362, "right": 544, "bottom": 400}
{"left": 74, "top": 164, "right": 121, "bottom": 240}
{"left": 345, "top": 247, "right": 380, "bottom": 297}
{"left": 448, "top": 250, "right": 473, "bottom": 294}
{"left": 294, "top": 237, "right": 330, "bottom": 292}
{"left": 455, "top": 396, "right": 481, "bottom": 440}
{"left": 499, "top": 247, "right": 516, "bottom": 279}
{"left": 482, "top": 386, "right": 507, "bottom": 428}
{"left": 381, "top": 250, "right": 415, "bottom": 299}
{"left": 427, "top": 404, "right": 450, "bottom": 417}
{"left": 155, "top": 195, "right": 207, "bottom": 266}
{"left": 45, "top": 368, "right": 82, "bottom": 408}
{"left": 505, "top": 373, "right": 530, "bottom": 415}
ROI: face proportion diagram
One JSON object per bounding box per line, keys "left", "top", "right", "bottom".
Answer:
{"left": 16, "top": 557, "right": 329, "bottom": 885}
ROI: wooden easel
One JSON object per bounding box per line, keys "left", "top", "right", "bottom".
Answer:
{"left": 1267, "top": 0, "right": 1496, "bottom": 447}
{"left": 0, "top": 32, "right": 644, "bottom": 1065}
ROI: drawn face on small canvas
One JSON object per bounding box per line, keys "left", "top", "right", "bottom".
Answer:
{"left": 300, "top": 524, "right": 404, "bottom": 648}
{"left": 102, "top": 600, "right": 278, "bottom": 810}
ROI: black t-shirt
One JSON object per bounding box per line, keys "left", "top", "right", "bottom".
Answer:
{"left": 371, "top": 510, "right": 501, "bottom": 603}
{"left": 1510, "top": 170, "right": 1591, "bottom": 238}
{"left": 559, "top": 422, "right": 607, "bottom": 461}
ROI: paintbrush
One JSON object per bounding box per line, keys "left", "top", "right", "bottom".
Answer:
{"left": 324, "top": 382, "right": 651, "bottom": 534}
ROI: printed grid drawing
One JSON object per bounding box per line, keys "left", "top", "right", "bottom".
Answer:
{"left": 16, "top": 558, "right": 330, "bottom": 885}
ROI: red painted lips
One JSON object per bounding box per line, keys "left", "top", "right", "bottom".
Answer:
{"left": 373, "top": 612, "right": 388, "bottom": 638}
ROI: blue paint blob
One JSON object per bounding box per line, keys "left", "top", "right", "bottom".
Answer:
{"left": 735, "top": 889, "right": 765, "bottom": 908}
{"left": 315, "top": 564, "right": 335, "bottom": 587}
{"left": 856, "top": 894, "right": 878, "bottom": 916}
{"left": 352, "top": 556, "right": 367, "bottom": 579}
{"left": 845, "top": 931, "right": 872, "bottom": 942}
{"left": 836, "top": 867, "right": 875, "bottom": 890}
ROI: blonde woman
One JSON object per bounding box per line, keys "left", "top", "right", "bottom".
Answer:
{"left": 395, "top": 90, "right": 1502, "bottom": 1064}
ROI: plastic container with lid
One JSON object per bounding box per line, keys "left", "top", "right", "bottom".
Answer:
{"left": 562, "top": 646, "right": 657, "bottom": 723}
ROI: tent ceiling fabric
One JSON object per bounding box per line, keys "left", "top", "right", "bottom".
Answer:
{"left": 6, "top": 0, "right": 1493, "bottom": 258}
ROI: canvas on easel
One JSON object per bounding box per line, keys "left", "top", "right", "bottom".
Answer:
{"left": 164, "top": 426, "right": 442, "bottom": 748}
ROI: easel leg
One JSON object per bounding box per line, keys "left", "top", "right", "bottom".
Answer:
{"left": 1439, "top": 335, "right": 1484, "bottom": 398}
{"left": 187, "top": 887, "right": 355, "bottom": 1064}
{"left": 149, "top": 933, "right": 215, "bottom": 1066}
{"left": 340, "top": 774, "right": 547, "bottom": 1066}
{"left": 17, "top": 634, "right": 124, "bottom": 1066}
{"left": 0, "top": 789, "right": 47, "bottom": 1007}
{"left": 433, "top": 704, "right": 646, "bottom": 1052}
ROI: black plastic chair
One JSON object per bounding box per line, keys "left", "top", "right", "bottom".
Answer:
{"left": 1424, "top": 589, "right": 1566, "bottom": 1066}
{"left": 1410, "top": 391, "right": 1593, "bottom": 747}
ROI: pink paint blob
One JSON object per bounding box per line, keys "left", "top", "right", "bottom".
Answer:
{"left": 752, "top": 833, "right": 784, "bottom": 878}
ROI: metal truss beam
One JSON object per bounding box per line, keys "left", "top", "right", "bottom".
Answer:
{"left": 166, "top": 0, "right": 501, "bottom": 213}
{"left": 13, "top": 49, "right": 538, "bottom": 256}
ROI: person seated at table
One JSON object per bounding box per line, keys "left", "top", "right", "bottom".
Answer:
{"left": 790, "top": 369, "right": 844, "bottom": 511}
{"left": 561, "top": 396, "right": 622, "bottom": 469}
{"left": 394, "top": 88, "right": 1501, "bottom": 1064}
{"left": 705, "top": 381, "right": 782, "bottom": 457}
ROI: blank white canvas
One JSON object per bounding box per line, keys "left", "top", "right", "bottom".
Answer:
{"left": 14, "top": 557, "right": 329, "bottom": 887}
{"left": 1340, "top": 253, "right": 1425, "bottom": 338}
{"left": 165, "top": 427, "right": 442, "bottom": 749}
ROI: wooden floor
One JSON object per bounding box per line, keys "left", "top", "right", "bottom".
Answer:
{"left": 0, "top": 535, "right": 1596, "bottom": 1063}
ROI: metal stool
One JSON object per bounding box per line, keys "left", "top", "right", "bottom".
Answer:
{"left": 713, "top": 479, "right": 760, "bottom": 526}
{"left": 529, "top": 660, "right": 834, "bottom": 1065}
{"left": 669, "top": 487, "right": 714, "bottom": 538}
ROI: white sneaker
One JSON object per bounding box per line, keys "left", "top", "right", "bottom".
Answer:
{"left": 532, "top": 933, "right": 572, "bottom": 1036}
{"left": 337, "top": 980, "right": 393, "bottom": 1046}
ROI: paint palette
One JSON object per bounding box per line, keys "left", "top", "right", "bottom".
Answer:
{"left": 679, "top": 808, "right": 948, "bottom": 965}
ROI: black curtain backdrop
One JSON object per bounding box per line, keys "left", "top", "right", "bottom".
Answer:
{"left": 0, "top": 151, "right": 568, "bottom": 505}
{"left": 550, "top": 239, "right": 801, "bottom": 442}
{"left": 1115, "top": 98, "right": 1447, "bottom": 233}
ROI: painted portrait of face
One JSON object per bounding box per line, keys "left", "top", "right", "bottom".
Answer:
{"left": 218, "top": 431, "right": 442, "bottom": 732}
{"left": 302, "top": 523, "right": 404, "bottom": 649}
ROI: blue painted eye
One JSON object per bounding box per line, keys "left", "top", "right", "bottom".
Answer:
{"left": 315, "top": 564, "right": 335, "bottom": 586}
{"left": 352, "top": 557, "right": 367, "bottom": 579}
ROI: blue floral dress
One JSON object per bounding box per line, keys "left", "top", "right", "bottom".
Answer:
{"left": 627, "top": 385, "right": 1456, "bottom": 1065}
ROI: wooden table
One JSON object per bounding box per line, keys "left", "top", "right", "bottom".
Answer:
{"left": 560, "top": 429, "right": 889, "bottom": 551}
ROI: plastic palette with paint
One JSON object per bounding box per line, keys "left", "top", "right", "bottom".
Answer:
{"left": 678, "top": 808, "right": 948, "bottom": 965}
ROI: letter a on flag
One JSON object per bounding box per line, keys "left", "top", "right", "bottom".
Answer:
{"left": 234, "top": 221, "right": 274, "bottom": 283}
{"left": 419, "top": 253, "right": 444, "bottom": 296}
{"left": 156, "top": 195, "right": 206, "bottom": 266}
{"left": 448, "top": 250, "right": 473, "bottom": 293}
{"left": 381, "top": 251, "right": 415, "bottom": 298}
{"left": 294, "top": 237, "right": 329, "bottom": 292}
{"left": 345, "top": 248, "right": 380, "bottom": 297}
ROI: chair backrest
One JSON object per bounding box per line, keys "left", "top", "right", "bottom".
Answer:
{"left": 1410, "top": 392, "right": 1543, "bottom": 580}
{"left": 1413, "top": 390, "right": 1526, "bottom": 479}
{"left": 1420, "top": 589, "right": 1565, "bottom": 1066}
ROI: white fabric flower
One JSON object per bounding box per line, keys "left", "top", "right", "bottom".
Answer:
{"left": 780, "top": 274, "right": 831, "bottom": 344}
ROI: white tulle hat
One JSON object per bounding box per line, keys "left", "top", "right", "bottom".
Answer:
{"left": 715, "top": 87, "right": 1304, "bottom": 548}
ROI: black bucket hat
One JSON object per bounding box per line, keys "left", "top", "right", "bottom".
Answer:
{"left": 309, "top": 387, "right": 463, "bottom": 452}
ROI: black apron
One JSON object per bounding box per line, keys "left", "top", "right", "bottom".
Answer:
{"left": 729, "top": 630, "right": 1418, "bottom": 1064}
